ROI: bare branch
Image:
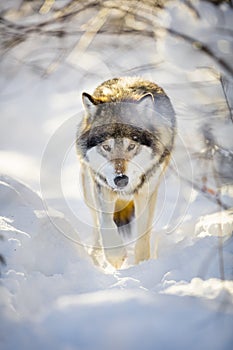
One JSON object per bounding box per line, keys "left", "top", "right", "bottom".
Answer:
{"left": 220, "top": 75, "right": 233, "bottom": 122}
{"left": 166, "top": 28, "right": 233, "bottom": 78}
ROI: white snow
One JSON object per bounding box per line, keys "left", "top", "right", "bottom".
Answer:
{"left": 1, "top": 1, "right": 233, "bottom": 349}
{"left": 0, "top": 173, "right": 232, "bottom": 349}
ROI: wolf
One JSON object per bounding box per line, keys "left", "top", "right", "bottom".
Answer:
{"left": 76, "top": 77, "right": 176, "bottom": 269}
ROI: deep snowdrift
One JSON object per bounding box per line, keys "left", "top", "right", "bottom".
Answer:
{"left": 0, "top": 175, "right": 233, "bottom": 350}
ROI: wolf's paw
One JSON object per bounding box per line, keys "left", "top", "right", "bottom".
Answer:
{"left": 90, "top": 247, "right": 104, "bottom": 267}
{"left": 105, "top": 247, "right": 127, "bottom": 269}
{"left": 135, "top": 237, "right": 150, "bottom": 264}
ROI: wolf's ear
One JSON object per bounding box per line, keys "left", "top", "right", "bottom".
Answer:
{"left": 82, "top": 92, "right": 97, "bottom": 118}
{"left": 138, "top": 93, "right": 154, "bottom": 110}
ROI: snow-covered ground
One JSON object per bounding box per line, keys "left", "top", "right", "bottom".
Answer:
{"left": 1, "top": 175, "right": 233, "bottom": 350}
{"left": 1, "top": 1, "right": 233, "bottom": 349}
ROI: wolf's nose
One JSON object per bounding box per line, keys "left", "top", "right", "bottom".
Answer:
{"left": 114, "top": 175, "right": 129, "bottom": 188}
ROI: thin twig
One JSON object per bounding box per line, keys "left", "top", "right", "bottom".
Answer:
{"left": 211, "top": 151, "right": 226, "bottom": 280}
{"left": 170, "top": 164, "right": 230, "bottom": 211}
{"left": 220, "top": 75, "right": 233, "bottom": 122}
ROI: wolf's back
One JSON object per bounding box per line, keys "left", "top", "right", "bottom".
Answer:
{"left": 90, "top": 76, "right": 176, "bottom": 131}
{"left": 92, "top": 76, "right": 166, "bottom": 103}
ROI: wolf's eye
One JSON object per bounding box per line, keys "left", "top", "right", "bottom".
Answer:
{"left": 102, "top": 144, "right": 111, "bottom": 152}
{"left": 128, "top": 143, "right": 136, "bottom": 151}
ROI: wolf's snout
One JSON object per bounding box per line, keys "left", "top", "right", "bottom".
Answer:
{"left": 114, "top": 175, "right": 129, "bottom": 188}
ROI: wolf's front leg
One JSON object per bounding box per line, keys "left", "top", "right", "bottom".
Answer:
{"left": 96, "top": 187, "right": 127, "bottom": 269}
{"left": 81, "top": 165, "right": 103, "bottom": 266}
{"left": 134, "top": 189, "right": 158, "bottom": 264}
{"left": 99, "top": 217, "right": 127, "bottom": 269}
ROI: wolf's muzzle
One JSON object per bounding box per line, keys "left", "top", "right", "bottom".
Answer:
{"left": 114, "top": 174, "right": 129, "bottom": 188}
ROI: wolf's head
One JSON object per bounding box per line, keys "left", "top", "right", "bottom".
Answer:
{"left": 76, "top": 92, "right": 175, "bottom": 194}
